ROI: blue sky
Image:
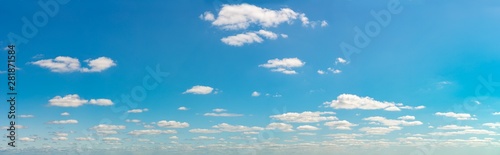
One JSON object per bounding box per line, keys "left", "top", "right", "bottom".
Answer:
{"left": 1, "top": 0, "right": 500, "bottom": 154}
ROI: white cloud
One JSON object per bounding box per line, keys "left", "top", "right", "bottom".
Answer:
{"left": 359, "top": 126, "right": 402, "bottom": 135}
{"left": 398, "top": 115, "right": 416, "bottom": 120}
{"left": 204, "top": 113, "right": 243, "bottom": 117}
{"left": 54, "top": 133, "right": 68, "bottom": 137}
{"left": 437, "top": 125, "right": 474, "bottom": 130}
{"left": 192, "top": 136, "right": 216, "bottom": 140}
{"left": 483, "top": 122, "right": 500, "bottom": 129}
{"left": 88, "top": 99, "right": 114, "bottom": 106}
{"left": 20, "top": 137, "right": 35, "bottom": 142}
{"left": 128, "top": 129, "right": 177, "bottom": 136}
{"left": 91, "top": 124, "right": 126, "bottom": 135}
{"left": 102, "top": 137, "right": 121, "bottom": 141}
{"left": 126, "top": 119, "right": 141, "bottom": 123}
{"left": 251, "top": 91, "right": 261, "bottom": 97}
{"left": 52, "top": 137, "right": 68, "bottom": 141}
{"left": 493, "top": 112, "right": 500, "bottom": 115}
{"left": 363, "top": 116, "right": 423, "bottom": 126}
{"left": 327, "top": 67, "right": 341, "bottom": 74}
{"left": 429, "top": 129, "right": 496, "bottom": 136}
{"left": 324, "top": 120, "right": 358, "bottom": 130}
{"left": 60, "top": 112, "right": 70, "bottom": 116}
{"left": 212, "top": 123, "right": 264, "bottom": 132}
{"left": 321, "top": 20, "right": 328, "bottom": 27}
{"left": 266, "top": 123, "right": 294, "bottom": 132}
{"left": 169, "top": 136, "right": 179, "bottom": 140}
{"left": 297, "top": 125, "right": 320, "bottom": 131}
{"left": 212, "top": 108, "right": 227, "bottom": 113}
{"left": 48, "top": 94, "right": 113, "bottom": 107}
{"left": 221, "top": 32, "right": 263, "bottom": 46}
{"left": 200, "top": 11, "right": 215, "bottom": 21}
{"left": 80, "top": 57, "right": 116, "bottom": 72}
{"left": 183, "top": 85, "right": 214, "bottom": 95}
{"left": 259, "top": 58, "right": 305, "bottom": 74}
{"left": 335, "top": 57, "right": 348, "bottom": 64}
{"left": 189, "top": 129, "right": 221, "bottom": 134}
{"left": 298, "top": 132, "right": 316, "bottom": 136}
{"left": 435, "top": 112, "right": 477, "bottom": 120}
{"left": 178, "top": 106, "right": 188, "bottom": 111}
{"left": 48, "top": 119, "right": 78, "bottom": 124}
{"left": 256, "top": 30, "right": 278, "bottom": 39}
{"left": 324, "top": 94, "right": 421, "bottom": 111}
{"left": 270, "top": 111, "right": 337, "bottom": 123}
{"left": 317, "top": 70, "right": 325, "bottom": 75}
{"left": 75, "top": 137, "right": 95, "bottom": 141}
{"left": 127, "top": 108, "right": 149, "bottom": 113}
{"left": 280, "top": 34, "right": 288, "bottom": 38}
{"left": 31, "top": 56, "right": 115, "bottom": 73}
{"left": 206, "top": 4, "right": 309, "bottom": 30}
{"left": 157, "top": 120, "right": 189, "bottom": 128}
{"left": 19, "top": 115, "right": 34, "bottom": 118}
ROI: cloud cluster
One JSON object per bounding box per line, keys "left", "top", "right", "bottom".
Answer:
{"left": 31, "top": 56, "right": 116, "bottom": 73}
{"left": 48, "top": 94, "right": 113, "bottom": 107}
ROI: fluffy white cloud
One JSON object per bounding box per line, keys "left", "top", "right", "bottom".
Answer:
{"left": 183, "top": 85, "right": 214, "bottom": 95}
{"left": 435, "top": 112, "right": 477, "bottom": 120}
{"left": 212, "top": 123, "right": 264, "bottom": 132}
{"left": 102, "top": 137, "right": 121, "bottom": 141}
{"left": 128, "top": 129, "right": 177, "bottom": 136}
{"left": 321, "top": 20, "right": 328, "bottom": 27}
{"left": 429, "top": 129, "right": 496, "bottom": 136}
{"left": 204, "top": 113, "right": 243, "bottom": 117}
{"left": 60, "top": 112, "right": 70, "bottom": 116}
{"left": 335, "top": 57, "right": 348, "bottom": 64}
{"left": 31, "top": 56, "right": 115, "bottom": 73}
{"left": 169, "top": 136, "right": 179, "bottom": 140}
{"left": 52, "top": 137, "right": 68, "bottom": 141}
{"left": 220, "top": 30, "right": 279, "bottom": 46}
{"left": 178, "top": 106, "right": 188, "bottom": 111}
{"left": 492, "top": 112, "right": 500, "bottom": 115}
{"left": 20, "top": 137, "right": 35, "bottom": 142}
{"left": 398, "top": 115, "right": 416, "bottom": 120}
{"left": 324, "top": 120, "right": 358, "bottom": 130}
{"left": 212, "top": 108, "right": 227, "bottom": 113}
{"left": 189, "top": 129, "right": 221, "bottom": 134}
{"left": 88, "top": 99, "right": 114, "bottom": 106}
{"left": 317, "top": 70, "right": 325, "bottom": 75}
{"left": 48, "top": 119, "right": 78, "bottom": 124}
{"left": 359, "top": 126, "right": 402, "bottom": 135}
{"left": 270, "top": 111, "right": 337, "bottom": 123}
{"left": 259, "top": 58, "right": 305, "bottom": 74}
{"left": 483, "top": 123, "right": 500, "bottom": 129}
{"left": 91, "top": 124, "right": 126, "bottom": 135}
{"left": 75, "top": 137, "right": 95, "bottom": 141}
{"left": 48, "top": 94, "right": 113, "bottom": 107}
{"left": 266, "top": 123, "right": 294, "bottom": 132}
{"left": 157, "top": 120, "right": 189, "bottom": 128}
{"left": 205, "top": 4, "right": 310, "bottom": 30}
{"left": 127, "top": 108, "right": 149, "bottom": 113}
{"left": 192, "top": 136, "right": 216, "bottom": 140}
{"left": 363, "top": 116, "right": 423, "bottom": 126}
{"left": 327, "top": 67, "right": 341, "bottom": 74}
{"left": 297, "top": 125, "right": 320, "bottom": 131}
{"left": 324, "top": 94, "right": 422, "bottom": 111}
{"left": 251, "top": 91, "right": 261, "bottom": 97}
{"left": 200, "top": 11, "right": 215, "bottom": 21}
{"left": 437, "top": 125, "right": 474, "bottom": 130}
{"left": 126, "top": 119, "right": 141, "bottom": 123}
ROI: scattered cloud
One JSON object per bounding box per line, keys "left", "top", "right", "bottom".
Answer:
{"left": 204, "top": 113, "right": 243, "bottom": 117}
{"left": 335, "top": 57, "right": 348, "bottom": 64}
{"left": 266, "top": 123, "right": 294, "bottom": 132}
{"left": 20, "top": 137, "right": 35, "bottom": 142}
{"left": 251, "top": 91, "right": 261, "bottom": 97}
{"left": 48, "top": 119, "right": 78, "bottom": 124}
{"left": 192, "top": 136, "right": 216, "bottom": 140}
{"left": 359, "top": 126, "right": 402, "bottom": 135}
{"left": 435, "top": 112, "right": 477, "bottom": 120}
{"left": 321, "top": 20, "right": 328, "bottom": 27}
{"left": 189, "top": 129, "right": 221, "bottom": 134}
{"left": 126, "top": 119, "right": 141, "bottom": 123}
{"left": 324, "top": 120, "right": 358, "bottom": 130}
{"left": 127, "top": 108, "right": 149, "bottom": 113}
{"left": 157, "top": 120, "right": 190, "bottom": 128}
{"left": 31, "top": 56, "right": 116, "bottom": 73}
{"left": 297, "top": 125, "right": 320, "bottom": 131}
{"left": 128, "top": 129, "right": 177, "bottom": 136}
{"left": 178, "top": 106, "right": 188, "bottom": 111}
{"left": 317, "top": 70, "right": 325, "bottom": 75}
{"left": 19, "top": 115, "right": 34, "bottom": 118}
{"left": 363, "top": 116, "right": 423, "bottom": 126}
{"left": 48, "top": 94, "right": 113, "bottom": 107}
{"left": 60, "top": 112, "right": 70, "bottom": 116}
{"left": 183, "top": 85, "right": 214, "bottom": 95}
{"left": 212, "top": 108, "right": 227, "bottom": 113}
{"left": 437, "top": 125, "right": 474, "bottom": 130}
{"left": 324, "top": 94, "right": 423, "bottom": 111}
{"left": 270, "top": 111, "right": 337, "bottom": 123}
{"left": 212, "top": 123, "right": 264, "bottom": 132}
{"left": 259, "top": 57, "right": 305, "bottom": 74}
{"left": 91, "top": 124, "right": 126, "bottom": 135}
{"left": 483, "top": 122, "right": 500, "bottom": 129}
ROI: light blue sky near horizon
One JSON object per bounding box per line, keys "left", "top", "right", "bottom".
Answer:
{"left": 1, "top": 0, "right": 500, "bottom": 154}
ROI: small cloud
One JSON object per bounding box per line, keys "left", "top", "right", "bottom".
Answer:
{"left": 127, "top": 108, "right": 148, "bottom": 113}
{"left": 204, "top": 113, "right": 243, "bottom": 117}
{"left": 199, "top": 11, "right": 215, "bottom": 21}
{"left": 259, "top": 58, "right": 305, "bottom": 75}
{"left": 48, "top": 119, "right": 78, "bottom": 124}
{"left": 60, "top": 112, "right": 70, "bottom": 116}
{"left": 280, "top": 34, "right": 288, "bottom": 38}
{"left": 317, "top": 70, "right": 325, "bottom": 75}
{"left": 19, "top": 115, "right": 34, "bottom": 118}
{"left": 327, "top": 68, "right": 341, "bottom": 74}
{"left": 183, "top": 85, "right": 214, "bottom": 95}
{"left": 335, "top": 57, "right": 348, "bottom": 64}
{"left": 212, "top": 108, "right": 227, "bottom": 113}
{"left": 178, "top": 106, "right": 188, "bottom": 111}
{"left": 32, "top": 54, "right": 44, "bottom": 59}
{"left": 251, "top": 91, "right": 261, "bottom": 97}
{"left": 321, "top": 20, "right": 328, "bottom": 27}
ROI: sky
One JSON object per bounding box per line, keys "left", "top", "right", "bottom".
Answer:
{"left": 1, "top": 0, "right": 500, "bottom": 154}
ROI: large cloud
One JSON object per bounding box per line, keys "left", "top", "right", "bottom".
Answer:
{"left": 48, "top": 94, "right": 113, "bottom": 107}
{"left": 31, "top": 56, "right": 116, "bottom": 73}
{"left": 323, "top": 94, "right": 424, "bottom": 111}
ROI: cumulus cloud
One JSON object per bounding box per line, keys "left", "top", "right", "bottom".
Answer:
{"left": 20, "top": 137, "right": 35, "bottom": 142}
{"left": 126, "top": 119, "right": 141, "bottom": 123}
{"left": 91, "top": 124, "right": 126, "bottom": 135}
{"left": 75, "top": 137, "right": 95, "bottom": 141}
{"left": 212, "top": 123, "right": 264, "bottom": 132}
{"left": 192, "top": 136, "right": 216, "bottom": 140}
{"left": 321, "top": 20, "right": 328, "bottom": 27}
{"left": 492, "top": 112, "right": 500, "bottom": 115}
{"left": 363, "top": 116, "right": 423, "bottom": 126}
{"left": 212, "top": 108, "right": 227, "bottom": 113}
{"left": 324, "top": 94, "right": 423, "bottom": 111}
{"left": 429, "top": 129, "right": 496, "bottom": 136}
{"left": 19, "top": 115, "right": 34, "bottom": 118}
{"left": 251, "top": 91, "right": 261, "bottom": 97}
{"left": 297, "top": 125, "right": 320, "bottom": 131}
{"left": 360, "top": 126, "right": 402, "bottom": 135}
{"left": 157, "top": 120, "right": 190, "bottom": 128}
{"left": 435, "top": 112, "right": 477, "bottom": 120}
{"left": 128, "top": 129, "right": 177, "bottom": 136}
{"left": 189, "top": 129, "right": 221, "bottom": 134}
{"left": 437, "top": 125, "right": 474, "bottom": 130}
{"left": 60, "top": 112, "right": 70, "bottom": 116}
{"left": 48, "top": 94, "right": 113, "bottom": 107}
{"left": 48, "top": 119, "right": 78, "bottom": 124}
{"left": 317, "top": 70, "right": 325, "bottom": 75}
{"left": 127, "top": 108, "right": 149, "bottom": 113}
{"left": 178, "top": 106, "right": 188, "bottom": 111}
{"left": 31, "top": 56, "right": 116, "bottom": 73}
{"left": 266, "top": 123, "right": 294, "bottom": 132}
{"left": 324, "top": 120, "right": 358, "bottom": 130}
{"left": 270, "top": 111, "right": 337, "bottom": 123}
{"left": 204, "top": 113, "right": 243, "bottom": 117}
{"left": 183, "top": 85, "right": 214, "bottom": 95}
{"left": 259, "top": 58, "right": 305, "bottom": 74}
{"left": 221, "top": 30, "right": 278, "bottom": 46}
{"left": 483, "top": 122, "right": 500, "bottom": 129}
